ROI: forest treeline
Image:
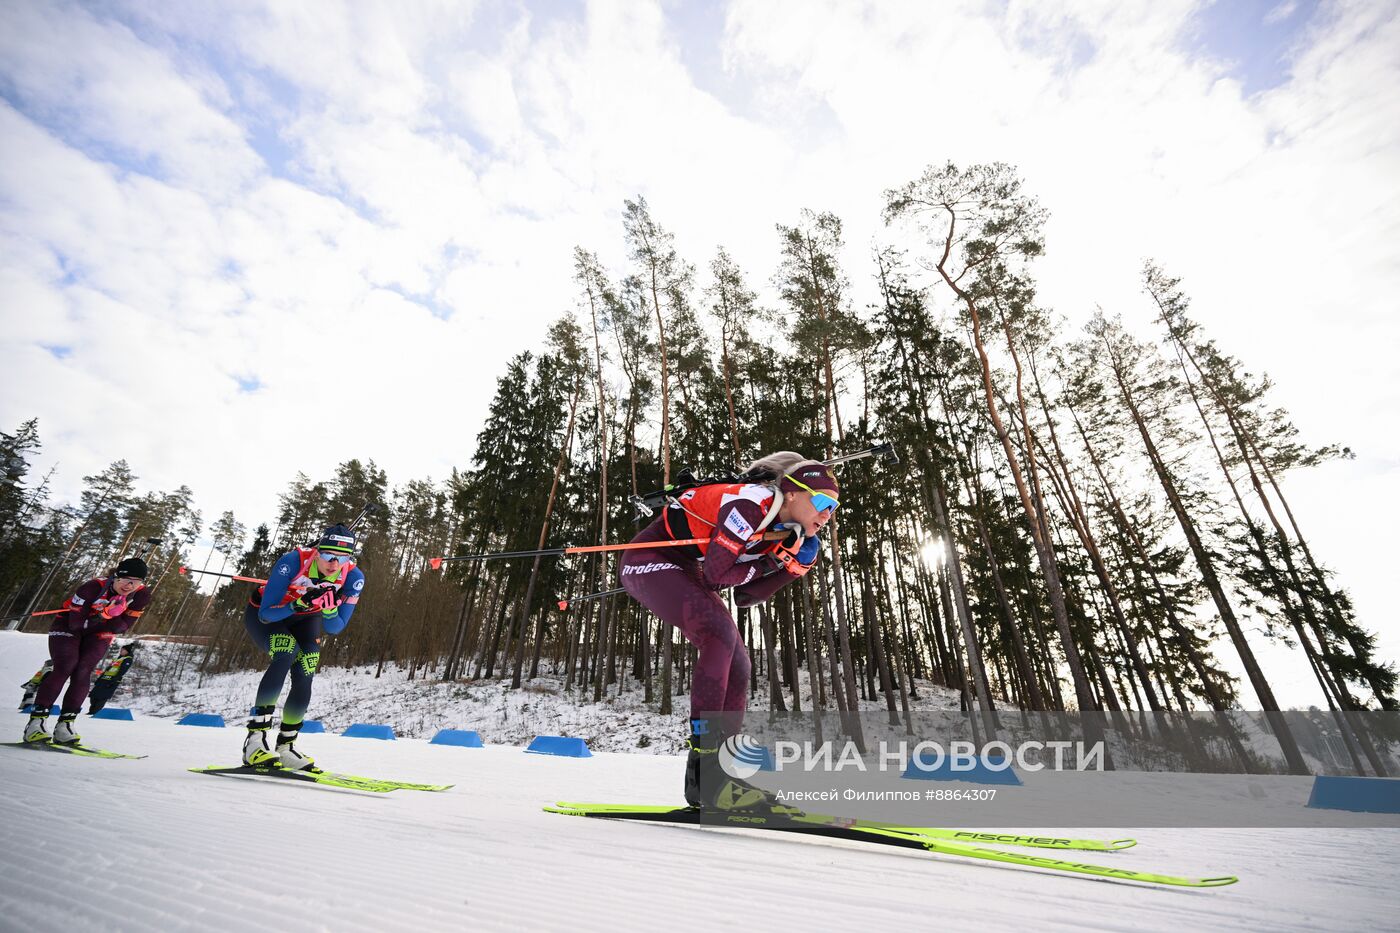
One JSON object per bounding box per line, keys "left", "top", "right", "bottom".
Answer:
{"left": 2, "top": 162, "right": 1393, "bottom": 774}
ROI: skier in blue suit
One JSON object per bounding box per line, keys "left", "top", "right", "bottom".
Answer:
{"left": 240, "top": 524, "right": 365, "bottom": 771}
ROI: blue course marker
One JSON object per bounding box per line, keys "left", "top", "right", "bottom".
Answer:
{"left": 431, "top": 729, "right": 484, "bottom": 748}
{"left": 343, "top": 723, "right": 396, "bottom": 740}
{"left": 526, "top": 735, "right": 591, "bottom": 757}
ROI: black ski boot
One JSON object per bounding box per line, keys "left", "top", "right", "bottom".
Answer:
{"left": 685, "top": 718, "right": 797, "bottom": 818}
{"left": 684, "top": 718, "right": 716, "bottom": 808}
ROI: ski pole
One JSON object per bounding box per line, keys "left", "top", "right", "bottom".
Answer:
{"left": 0, "top": 607, "right": 65, "bottom": 622}
{"left": 557, "top": 587, "right": 626, "bottom": 611}
{"left": 430, "top": 537, "right": 704, "bottom": 569}
{"left": 178, "top": 567, "right": 268, "bottom": 585}
{"left": 429, "top": 530, "right": 790, "bottom": 571}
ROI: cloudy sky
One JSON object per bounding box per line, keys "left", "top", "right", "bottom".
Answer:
{"left": 2, "top": 0, "right": 1396, "bottom": 706}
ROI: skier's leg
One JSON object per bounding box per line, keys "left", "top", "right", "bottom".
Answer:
{"left": 280, "top": 617, "right": 323, "bottom": 727}
{"left": 33, "top": 633, "right": 78, "bottom": 712}
{"left": 25, "top": 641, "right": 70, "bottom": 739}
{"left": 60, "top": 632, "right": 112, "bottom": 714}
{"left": 275, "top": 617, "right": 323, "bottom": 771}
{"left": 242, "top": 605, "right": 291, "bottom": 765}
{"left": 623, "top": 553, "right": 761, "bottom": 807}
{"left": 621, "top": 557, "right": 743, "bottom": 717}
{"left": 244, "top": 606, "right": 297, "bottom": 708}
{"left": 720, "top": 634, "right": 751, "bottom": 731}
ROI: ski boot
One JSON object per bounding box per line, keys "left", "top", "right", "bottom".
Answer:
{"left": 23, "top": 709, "right": 50, "bottom": 743}
{"left": 275, "top": 722, "right": 317, "bottom": 773}
{"left": 686, "top": 718, "right": 797, "bottom": 819}
{"left": 242, "top": 705, "right": 279, "bottom": 767}
{"left": 52, "top": 713, "right": 81, "bottom": 746}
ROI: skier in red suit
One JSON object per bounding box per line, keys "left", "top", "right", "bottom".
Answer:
{"left": 619, "top": 452, "right": 839, "bottom": 809}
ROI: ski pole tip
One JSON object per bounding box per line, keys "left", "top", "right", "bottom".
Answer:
{"left": 178, "top": 566, "right": 188, "bottom": 575}
{"left": 429, "top": 557, "right": 443, "bottom": 571}
{"left": 557, "top": 600, "right": 569, "bottom": 611}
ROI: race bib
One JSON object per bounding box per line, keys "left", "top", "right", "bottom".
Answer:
{"left": 723, "top": 509, "right": 753, "bottom": 540}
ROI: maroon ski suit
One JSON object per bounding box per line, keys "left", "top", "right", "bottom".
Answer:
{"left": 35, "top": 579, "right": 149, "bottom": 714}
{"left": 620, "top": 483, "right": 817, "bottom": 726}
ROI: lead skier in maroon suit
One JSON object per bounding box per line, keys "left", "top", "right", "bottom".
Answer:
{"left": 619, "top": 451, "right": 839, "bottom": 810}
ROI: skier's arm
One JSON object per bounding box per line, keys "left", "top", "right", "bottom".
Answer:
{"left": 95, "top": 588, "right": 149, "bottom": 635}
{"left": 733, "top": 531, "right": 821, "bottom": 608}
{"left": 61, "top": 579, "right": 103, "bottom": 630}
{"left": 701, "top": 500, "right": 772, "bottom": 589}
{"left": 322, "top": 568, "right": 364, "bottom": 636}
{"left": 257, "top": 552, "right": 304, "bottom": 623}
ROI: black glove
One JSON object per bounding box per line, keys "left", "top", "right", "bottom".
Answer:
{"left": 771, "top": 524, "right": 812, "bottom": 577}
{"left": 293, "top": 584, "right": 332, "bottom": 613}
{"left": 776, "top": 523, "right": 806, "bottom": 555}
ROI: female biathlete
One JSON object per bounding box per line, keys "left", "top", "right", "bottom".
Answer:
{"left": 619, "top": 452, "right": 839, "bottom": 811}
{"left": 240, "top": 524, "right": 365, "bottom": 771}
{"left": 23, "top": 557, "right": 151, "bottom": 746}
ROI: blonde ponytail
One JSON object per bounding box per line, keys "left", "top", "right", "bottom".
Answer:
{"left": 744, "top": 451, "right": 808, "bottom": 480}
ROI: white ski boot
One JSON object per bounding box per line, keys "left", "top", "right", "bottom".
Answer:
{"left": 243, "top": 705, "right": 278, "bottom": 766}
{"left": 242, "top": 729, "right": 277, "bottom": 766}
{"left": 276, "top": 722, "right": 316, "bottom": 772}
{"left": 277, "top": 740, "right": 316, "bottom": 772}
{"left": 23, "top": 712, "right": 50, "bottom": 743}
{"left": 52, "top": 713, "right": 80, "bottom": 746}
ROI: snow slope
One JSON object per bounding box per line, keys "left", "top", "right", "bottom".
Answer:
{"left": 2, "top": 631, "right": 1397, "bottom": 932}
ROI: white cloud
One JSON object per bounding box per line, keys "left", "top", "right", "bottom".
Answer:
{"left": 0, "top": 2, "right": 259, "bottom": 193}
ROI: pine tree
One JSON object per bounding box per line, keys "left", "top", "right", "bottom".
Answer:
{"left": 885, "top": 164, "right": 1104, "bottom": 746}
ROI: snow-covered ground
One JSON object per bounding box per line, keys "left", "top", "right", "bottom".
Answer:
{"left": 2, "top": 630, "right": 1398, "bottom": 932}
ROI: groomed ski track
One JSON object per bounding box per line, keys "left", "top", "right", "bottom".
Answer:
{"left": 1, "top": 634, "right": 1395, "bottom": 931}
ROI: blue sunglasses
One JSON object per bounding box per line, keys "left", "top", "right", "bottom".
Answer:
{"left": 786, "top": 474, "right": 840, "bottom": 514}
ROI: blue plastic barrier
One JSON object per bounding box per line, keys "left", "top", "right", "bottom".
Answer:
{"left": 526, "top": 735, "right": 592, "bottom": 758}
{"left": 300, "top": 720, "right": 325, "bottom": 734}
{"left": 342, "top": 723, "right": 396, "bottom": 740}
{"left": 1307, "top": 775, "right": 1400, "bottom": 814}
{"left": 902, "top": 752, "right": 1023, "bottom": 786}
{"left": 19, "top": 705, "right": 60, "bottom": 716}
{"left": 176, "top": 713, "right": 226, "bottom": 728}
{"left": 91, "top": 708, "right": 133, "bottom": 721}
{"left": 431, "top": 729, "right": 484, "bottom": 748}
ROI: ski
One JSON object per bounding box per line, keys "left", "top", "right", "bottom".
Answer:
{"left": 308, "top": 769, "right": 452, "bottom": 792}
{"left": 191, "top": 763, "right": 396, "bottom": 792}
{"left": 544, "top": 803, "right": 1235, "bottom": 888}
{"left": 190, "top": 764, "right": 452, "bottom": 793}
{"left": 550, "top": 801, "right": 1135, "bottom": 851}
{"left": 2, "top": 739, "right": 146, "bottom": 760}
